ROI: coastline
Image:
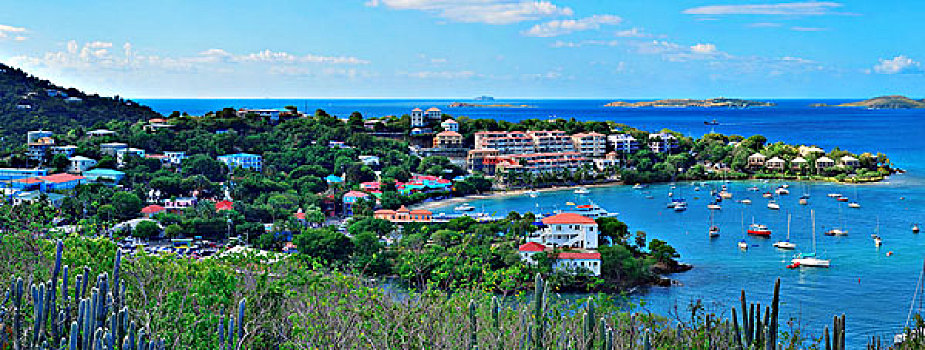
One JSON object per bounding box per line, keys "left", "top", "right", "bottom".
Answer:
{"left": 411, "top": 181, "right": 623, "bottom": 211}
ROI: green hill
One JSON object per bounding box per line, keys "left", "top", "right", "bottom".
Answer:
{"left": 0, "top": 62, "right": 161, "bottom": 145}
{"left": 812, "top": 95, "right": 925, "bottom": 109}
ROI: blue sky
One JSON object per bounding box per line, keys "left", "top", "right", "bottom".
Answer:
{"left": 0, "top": 0, "right": 922, "bottom": 98}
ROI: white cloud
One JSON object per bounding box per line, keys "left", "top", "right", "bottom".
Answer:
{"left": 399, "top": 70, "right": 478, "bottom": 79}
{"left": 523, "top": 14, "right": 622, "bottom": 37}
{"left": 614, "top": 27, "right": 648, "bottom": 38}
{"left": 521, "top": 69, "right": 564, "bottom": 80}
{"left": 749, "top": 22, "right": 782, "bottom": 28}
{"left": 369, "top": 0, "right": 573, "bottom": 24}
{"left": 551, "top": 39, "right": 618, "bottom": 48}
{"left": 0, "top": 24, "right": 27, "bottom": 41}
{"left": 690, "top": 43, "right": 718, "bottom": 54}
{"left": 790, "top": 26, "right": 827, "bottom": 31}
{"left": 683, "top": 2, "right": 844, "bottom": 16}
{"left": 872, "top": 56, "right": 922, "bottom": 74}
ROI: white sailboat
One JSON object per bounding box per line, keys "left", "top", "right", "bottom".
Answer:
{"left": 738, "top": 209, "right": 748, "bottom": 250}
{"left": 709, "top": 209, "right": 720, "bottom": 238}
{"left": 872, "top": 217, "right": 883, "bottom": 247}
{"left": 774, "top": 214, "right": 796, "bottom": 250}
{"left": 767, "top": 200, "right": 780, "bottom": 210}
{"left": 824, "top": 203, "right": 848, "bottom": 236}
{"left": 791, "top": 210, "right": 830, "bottom": 268}
{"left": 848, "top": 186, "right": 861, "bottom": 208}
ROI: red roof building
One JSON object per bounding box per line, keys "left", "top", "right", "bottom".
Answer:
{"left": 518, "top": 242, "right": 546, "bottom": 252}
{"left": 39, "top": 173, "right": 85, "bottom": 183}
{"left": 141, "top": 205, "right": 166, "bottom": 217}
{"left": 541, "top": 213, "right": 597, "bottom": 225}
{"left": 215, "top": 200, "right": 234, "bottom": 211}
{"left": 556, "top": 252, "right": 602, "bottom": 260}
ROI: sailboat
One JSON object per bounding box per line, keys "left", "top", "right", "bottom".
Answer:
{"left": 791, "top": 210, "right": 830, "bottom": 268}
{"left": 738, "top": 210, "right": 748, "bottom": 250}
{"left": 774, "top": 214, "right": 797, "bottom": 249}
{"left": 872, "top": 217, "right": 883, "bottom": 247}
{"left": 709, "top": 210, "right": 720, "bottom": 238}
{"left": 914, "top": 223, "right": 920, "bottom": 234}
{"left": 848, "top": 186, "right": 861, "bottom": 208}
{"left": 824, "top": 203, "right": 848, "bottom": 236}
{"left": 767, "top": 199, "right": 781, "bottom": 210}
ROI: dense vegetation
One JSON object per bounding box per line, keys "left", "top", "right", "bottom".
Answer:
{"left": 0, "top": 63, "right": 160, "bottom": 148}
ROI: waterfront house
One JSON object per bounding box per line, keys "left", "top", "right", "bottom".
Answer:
{"left": 433, "top": 130, "right": 463, "bottom": 148}
{"left": 83, "top": 168, "right": 125, "bottom": 185}
{"left": 51, "top": 145, "right": 78, "bottom": 157}
{"left": 791, "top": 157, "right": 808, "bottom": 170}
{"left": 839, "top": 155, "right": 860, "bottom": 168}
{"left": 553, "top": 252, "right": 602, "bottom": 276}
{"left": 425, "top": 107, "right": 442, "bottom": 120}
{"left": 647, "top": 133, "right": 678, "bottom": 153}
{"left": 798, "top": 146, "right": 825, "bottom": 157}
{"left": 373, "top": 205, "right": 433, "bottom": 223}
{"left": 747, "top": 153, "right": 767, "bottom": 168}
{"left": 38, "top": 173, "right": 86, "bottom": 191}
{"left": 140, "top": 205, "right": 166, "bottom": 218}
{"left": 608, "top": 134, "right": 639, "bottom": 154}
{"left": 217, "top": 153, "right": 263, "bottom": 172}
{"left": 593, "top": 152, "right": 622, "bottom": 171}
{"left": 342, "top": 191, "right": 370, "bottom": 216}
{"left": 571, "top": 132, "right": 607, "bottom": 157}
{"left": 495, "top": 152, "right": 592, "bottom": 175}
{"left": 815, "top": 156, "right": 835, "bottom": 170}
{"left": 765, "top": 157, "right": 786, "bottom": 171}
{"left": 528, "top": 213, "right": 599, "bottom": 249}
{"left": 65, "top": 97, "right": 82, "bottom": 103}
{"left": 441, "top": 118, "right": 459, "bottom": 132}
{"left": 99, "top": 142, "right": 128, "bottom": 156}
{"left": 518, "top": 242, "right": 601, "bottom": 276}
{"left": 68, "top": 156, "right": 98, "bottom": 173}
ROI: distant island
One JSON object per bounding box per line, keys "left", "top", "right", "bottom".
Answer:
{"left": 605, "top": 97, "right": 775, "bottom": 108}
{"left": 811, "top": 95, "right": 925, "bottom": 109}
{"left": 448, "top": 101, "right": 535, "bottom": 108}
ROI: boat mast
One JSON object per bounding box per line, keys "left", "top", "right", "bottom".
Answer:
{"left": 787, "top": 213, "right": 791, "bottom": 240}
{"left": 811, "top": 209, "right": 817, "bottom": 253}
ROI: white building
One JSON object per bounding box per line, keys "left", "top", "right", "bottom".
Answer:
{"left": 441, "top": 118, "right": 459, "bottom": 132}
{"left": 359, "top": 155, "right": 380, "bottom": 167}
{"left": 608, "top": 134, "right": 639, "bottom": 153}
{"left": 99, "top": 143, "right": 128, "bottom": 156}
{"left": 68, "top": 156, "right": 97, "bottom": 173}
{"left": 425, "top": 107, "right": 442, "bottom": 120}
{"left": 217, "top": 153, "right": 263, "bottom": 172}
{"left": 116, "top": 148, "right": 146, "bottom": 166}
{"left": 164, "top": 151, "right": 187, "bottom": 166}
{"left": 27, "top": 130, "right": 53, "bottom": 144}
{"left": 648, "top": 133, "right": 678, "bottom": 153}
{"left": 51, "top": 145, "right": 78, "bottom": 157}
{"left": 518, "top": 242, "right": 601, "bottom": 276}
{"left": 815, "top": 156, "right": 835, "bottom": 170}
{"left": 765, "top": 157, "right": 786, "bottom": 170}
{"left": 411, "top": 108, "right": 426, "bottom": 127}
{"left": 528, "top": 213, "right": 599, "bottom": 249}
{"left": 571, "top": 132, "right": 607, "bottom": 157}
{"left": 839, "top": 155, "right": 860, "bottom": 168}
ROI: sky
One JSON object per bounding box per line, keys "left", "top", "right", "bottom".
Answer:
{"left": 0, "top": 0, "right": 922, "bottom": 99}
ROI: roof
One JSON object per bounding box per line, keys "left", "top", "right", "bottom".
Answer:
{"left": 374, "top": 209, "right": 395, "bottom": 215}
{"left": 426, "top": 107, "right": 441, "bottom": 112}
{"left": 767, "top": 157, "right": 785, "bottom": 163}
{"left": 409, "top": 209, "right": 432, "bottom": 215}
{"left": 542, "top": 213, "right": 597, "bottom": 225}
{"left": 412, "top": 108, "right": 423, "bottom": 112}
{"left": 442, "top": 119, "right": 458, "bottom": 124}
{"left": 437, "top": 130, "right": 462, "bottom": 137}
{"left": 749, "top": 153, "right": 767, "bottom": 158}
{"left": 14, "top": 177, "right": 43, "bottom": 184}
{"left": 791, "top": 157, "right": 807, "bottom": 163}
{"left": 519, "top": 242, "right": 546, "bottom": 252}
{"left": 149, "top": 118, "right": 167, "bottom": 123}
{"left": 294, "top": 211, "right": 306, "bottom": 220}
{"left": 84, "top": 168, "right": 124, "bottom": 176}
{"left": 841, "top": 155, "right": 859, "bottom": 161}
{"left": 219, "top": 153, "right": 260, "bottom": 158}
{"left": 344, "top": 190, "right": 369, "bottom": 198}
{"left": 817, "top": 156, "right": 834, "bottom": 162}
{"left": 215, "top": 200, "right": 234, "bottom": 211}
{"left": 141, "top": 205, "right": 166, "bottom": 214}
{"left": 557, "top": 252, "right": 602, "bottom": 260}
{"left": 68, "top": 156, "right": 95, "bottom": 161}
{"left": 39, "top": 173, "right": 85, "bottom": 183}
{"left": 396, "top": 205, "right": 410, "bottom": 213}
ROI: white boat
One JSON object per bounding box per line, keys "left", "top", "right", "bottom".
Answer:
{"left": 873, "top": 235, "right": 882, "bottom": 247}
{"left": 740, "top": 199, "right": 752, "bottom": 205}
{"left": 824, "top": 228, "right": 847, "bottom": 236}
{"left": 762, "top": 192, "right": 773, "bottom": 199}
{"left": 827, "top": 193, "right": 842, "bottom": 198}
{"left": 799, "top": 198, "right": 808, "bottom": 205}
{"left": 709, "top": 210, "right": 719, "bottom": 238}
{"left": 747, "top": 186, "right": 759, "bottom": 192}
{"left": 767, "top": 201, "right": 780, "bottom": 210}
{"left": 526, "top": 190, "right": 539, "bottom": 198}
{"left": 674, "top": 202, "right": 688, "bottom": 212}
{"left": 848, "top": 202, "right": 860, "bottom": 208}
{"left": 774, "top": 214, "right": 796, "bottom": 250}
{"left": 775, "top": 187, "right": 789, "bottom": 195}
{"left": 668, "top": 192, "right": 674, "bottom": 197}
{"left": 707, "top": 204, "right": 722, "bottom": 210}
{"left": 915, "top": 224, "right": 920, "bottom": 234}
{"left": 632, "top": 184, "right": 646, "bottom": 189}
{"left": 790, "top": 210, "right": 830, "bottom": 268}
{"left": 556, "top": 201, "right": 618, "bottom": 219}
{"left": 738, "top": 240, "right": 749, "bottom": 250}
{"left": 782, "top": 184, "right": 790, "bottom": 189}
{"left": 454, "top": 203, "right": 475, "bottom": 211}
{"left": 719, "top": 191, "right": 733, "bottom": 199}
{"left": 574, "top": 187, "right": 590, "bottom": 195}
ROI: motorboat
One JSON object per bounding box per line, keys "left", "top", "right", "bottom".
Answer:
{"left": 767, "top": 201, "right": 780, "bottom": 210}
{"left": 632, "top": 184, "right": 646, "bottom": 189}
{"left": 827, "top": 193, "right": 842, "bottom": 198}
{"left": 454, "top": 203, "right": 475, "bottom": 211}
{"left": 719, "top": 191, "right": 733, "bottom": 199}
{"left": 740, "top": 199, "right": 752, "bottom": 205}
{"left": 762, "top": 192, "right": 773, "bottom": 199}
{"left": 673, "top": 201, "right": 688, "bottom": 212}
{"left": 704, "top": 119, "right": 719, "bottom": 126}
{"left": 914, "top": 224, "right": 920, "bottom": 234}
{"left": 790, "top": 210, "right": 830, "bottom": 268}
{"left": 837, "top": 196, "right": 849, "bottom": 202}
{"left": 708, "top": 203, "right": 722, "bottom": 210}
{"left": 526, "top": 190, "right": 539, "bottom": 198}
{"left": 824, "top": 228, "right": 848, "bottom": 236}
{"left": 747, "top": 223, "right": 772, "bottom": 237}
{"left": 848, "top": 202, "right": 860, "bottom": 208}
{"left": 556, "top": 201, "right": 618, "bottom": 219}
{"left": 775, "top": 187, "right": 789, "bottom": 195}
{"left": 773, "top": 214, "right": 796, "bottom": 250}
{"left": 799, "top": 198, "right": 808, "bottom": 205}
{"left": 738, "top": 240, "right": 749, "bottom": 250}
{"left": 574, "top": 187, "right": 590, "bottom": 195}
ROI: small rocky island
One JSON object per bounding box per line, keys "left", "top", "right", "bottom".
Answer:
{"left": 605, "top": 97, "right": 774, "bottom": 108}
{"left": 811, "top": 95, "right": 925, "bottom": 109}
{"left": 448, "top": 102, "right": 534, "bottom": 108}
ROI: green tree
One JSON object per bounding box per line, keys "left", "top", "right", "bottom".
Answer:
{"left": 111, "top": 192, "right": 143, "bottom": 220}
{"left": 133, "top": 220, "right": 161, "bottom": 239}
{"left": 648, "top": 239, "right": 679, "bottom": 263}
{"left": 294, "top": 228, "right": 354, "bottom": 263}
{"left": 348, "top": 217, "right": 395, "bottom": 239}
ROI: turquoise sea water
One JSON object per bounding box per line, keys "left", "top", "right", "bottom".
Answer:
{"left": 140, "top": 98, "right": 925, "bottom": 346}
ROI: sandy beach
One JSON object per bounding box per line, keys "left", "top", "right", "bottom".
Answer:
{"left": 411, "top": 181, "right": 624, "bottom": 211}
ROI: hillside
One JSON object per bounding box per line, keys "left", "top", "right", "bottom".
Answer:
{"left": 0, "top": 62, "right": 161, "bottom": 146}
{"left": 605, "top": 97, "right": 774, "bottom": 108}
{"left": 811, "top": 95, "right": 925, "bottom": 109}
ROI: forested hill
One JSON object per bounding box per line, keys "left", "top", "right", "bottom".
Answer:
{"left": 0, "top": 62, "right": 161, "bottom": 145}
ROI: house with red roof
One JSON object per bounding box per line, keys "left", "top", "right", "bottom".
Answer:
{"left": 215, "top": 200, "right": 234, "bottom": 212}
{"left": 140, "top": 205, "right": 166, "bottom": 218}
{"left": 528, "top": 213, "right": 599, "bottom": 249}
{"left": 517, "top": 242, "right": 601, "bottom": 276}
{"left": 38, "top": 173, "right": 86, "bottom": 191}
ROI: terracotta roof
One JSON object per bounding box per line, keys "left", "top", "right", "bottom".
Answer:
{"left": 374, "top": 209, "right": 396, "bottom": 215}
{"left": 542, "top": 213, "right": 597, "bottom": 225}
{"left": 409, "top": 209, "right": 432, "bottom": 215}
{"left": 412, "top": 108, "right": 423, "bottom": 112}
{"left": 141, "top": 205, "right": 166, "bottom": 214}
{"left": 294, "top": 212, "right": 306, "bottom": 220}
{"left": 14, "top": 177, "right": 43, "bottom": 184}
{"left": 39, "top": 173, "right": 85, "bottom": 183}
{"left": 557, "top": 252, "right": 601, "bottom": 260}
{"left": 437, "top": 130, "right": 462, "bottom": 137}
{"left": 215, "top": 200, "right": 234, "bottom": 211}
{"left": 519, "top": 242, "right": 546, "bottom": 252}
{"left": 396, "top": 205, "right": 410, "bottom": 213}
{"left": 426, "top": 107, "right": 441, "bottom": 112}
